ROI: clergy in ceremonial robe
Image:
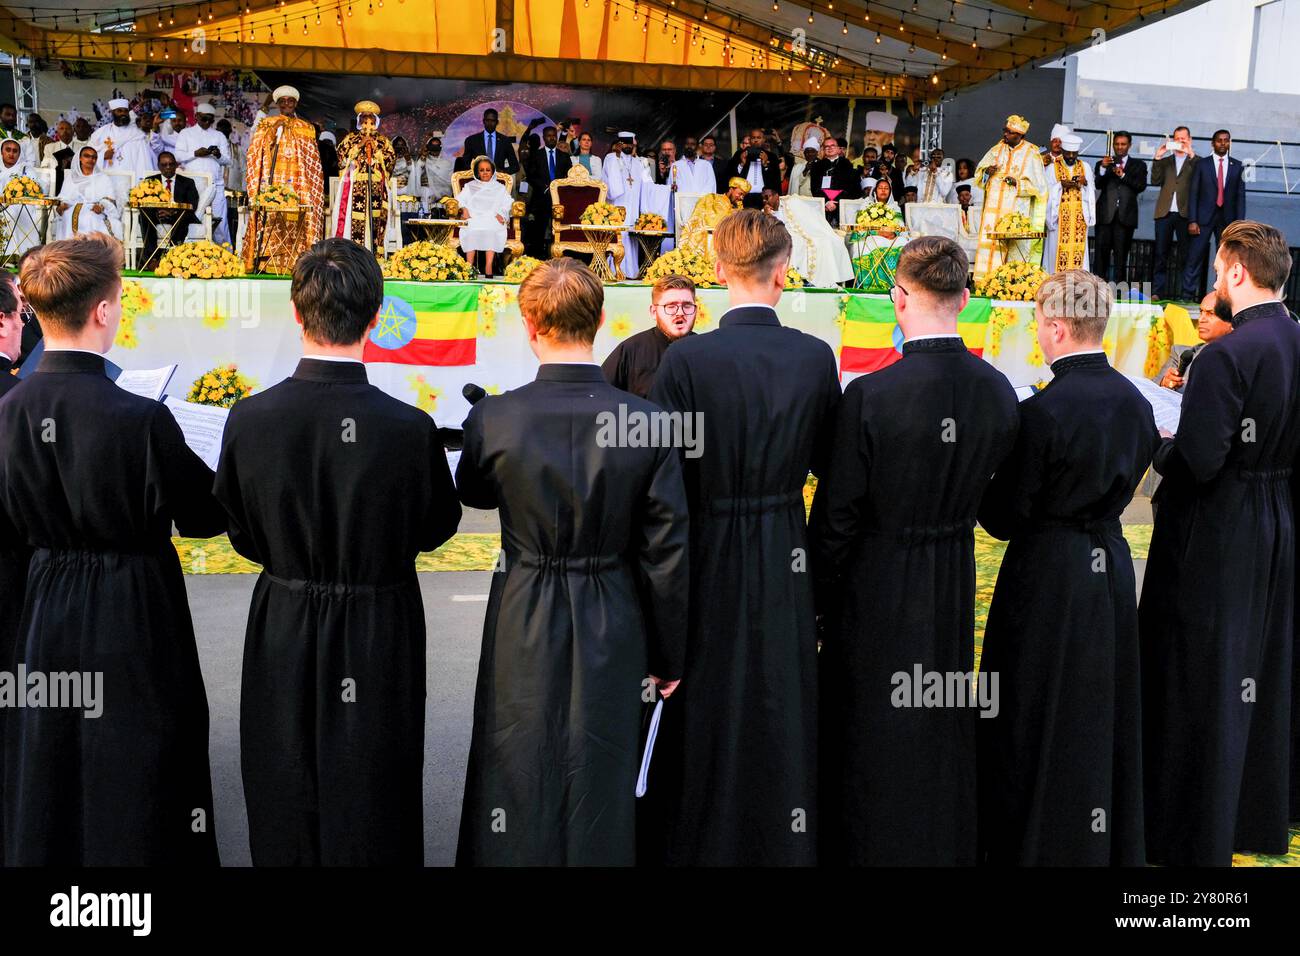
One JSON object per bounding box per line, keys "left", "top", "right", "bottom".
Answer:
{"left": 0, "top": 234, "right": 224, "bottom": 865}
{"left": 602, "top": 275, "right": 697, "bottom": 398}
{"left": 809, "top": 236, "right": 1019, "bottom": 866}
{"left": 174, "top": 103, "right": 232, "bottom": 246}
{"left": 0, "top": 279, "right": 26, "bottom": 864}
{"left": 649, "top": 211, "right": 840, "bottom": 865}
{"left": 976, "top": 270, "right": 1158, "bottom": 866}
{"left": 1043, "top": 134, "right": 1095, "bottom": 274}
{"left": 973, "top": 115, "right": 1049, "bottom": 279}
{"left": 214, "top": 239, "right": 460, "bottom": 865}
{"left": 1140, "top": 220, "right": 1300, "bottom": 866}
{"left": 243, "top": 86, "right": 325, "bottom": 274}
{"left": 88, "top": 98, "right": 158, "bottom": 179}
{"left": 455, "top": 259, "right": 689, "bottom": 866}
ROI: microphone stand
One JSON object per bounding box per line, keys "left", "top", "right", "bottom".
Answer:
{"left": 253, "top": 120, "right": 283, "bottom": 272}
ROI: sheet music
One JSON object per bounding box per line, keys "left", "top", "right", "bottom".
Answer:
{"left": 116, "top": 364, "right": 177, "bottom": 401}
{"left": 635, "top": 697, "right": 664, "bottom": 798}
{"left": 162, "top": 396, "right": 229, "bottom": 471}
{"left": 1124, "top": 374, "right": 1182, "bottom": 434}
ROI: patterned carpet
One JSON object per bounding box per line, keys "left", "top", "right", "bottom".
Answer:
{"left": 172, "top": 523, "right": 1300, "bottom": 866}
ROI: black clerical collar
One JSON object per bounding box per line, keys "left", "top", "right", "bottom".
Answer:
{"left": 901, "top": 335, "right": 965, "bottom": 355}
{"left": 1230, "top": 299, "right": 1288, "bottom": 329}
{"left": 37, "top": 349, "right": 107, "bottom": 375}
{"left": 720, "top": 304, "right": 780, "bottom": 328}
{"left": 536, "top": 363, "right": 605, "bottom": 383}
{"left": 1049, "top": 350, "right": 1109, "bottom": 375}
{"left": 293, "top": 357, "right": 369, "bottom": 384}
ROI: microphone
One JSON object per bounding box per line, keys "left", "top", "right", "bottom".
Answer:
{"left": 463, "top": 383, "right": 487, "bottom": 405}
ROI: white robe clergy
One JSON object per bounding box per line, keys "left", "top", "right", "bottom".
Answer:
{"left": 0, "top": 157, "right": 43, "bottom": 254}
{"left": 906, "top": 165, "right": 955, "bottom": 204}
{"left": 670, "top": 157, "right": 717, "bottom": 197}
{"left": 56, "top": 169, "right": 120, "bottom": 240}
{"left": 604, "top": 151, "right": 649, "bottom": 274}
{"left": 88, "top": 121, "right": 156, "bottom": 179}
{"left": 175, "top": 124, "right": 232, "bottom": 244}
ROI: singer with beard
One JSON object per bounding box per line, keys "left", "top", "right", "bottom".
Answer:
{"left": 87, "top": 97, "right": 157, "bottom": 179}
{"left": 601, "top": 275, "right": 698, "bottom": 398}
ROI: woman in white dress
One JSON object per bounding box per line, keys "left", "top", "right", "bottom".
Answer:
{"left": 571, "top": 132, "right": 603, "bottom": 182}
{"left": 458, "top": 156, "right": 512, "bottom": 278}
{"left": 56, "top": 146, "right": 120, "bottom": 240}
{"left": 0, "top": 136, "right": 43, "bottom": 255}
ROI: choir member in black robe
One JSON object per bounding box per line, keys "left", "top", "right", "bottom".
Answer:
{"left": 601, "top": 275, "right": 697, "bottom": 398}
{"left": 648, "top": 210, "right": 840, "bottom": 866}
{"left": 0, "top": 278, "right": 25, "bottom": 864}
{"left": 456, "top": 259, "right": 689, "bottom": 866}
{"left": 214, "top": 239, "right": 461, "bottom": 866}
{"left": 810, "top": 236, "right": 1018, "bottom": 866}
{"left": 0, "top": 234, "right": 224, "bottom": 865}
{"left": 977, "top": 270, "right": 1159, "bottom": 866}
{"left": 1140, "top": 221, "right": 1300, "bottom": 866}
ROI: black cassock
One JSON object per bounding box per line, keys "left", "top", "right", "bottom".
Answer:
{"left": 214, "top": 358, "right": 460, "bottom": 866}
{"left": 0, "top": 359, "right": 24, "bottom": 864}
{"left": 601, "top": 327, "right": 694, "bottom": 399}
{"left": 0, "top": 350, "right": 224, "bottom": 865}
{"left": 810, "top": 336, "right": 1018, "bottom": 866}
{"left": 1140, "top": 300, "right": 1300, "bottom": 866}
{"left": 648, "top": 305, "right": 840, "bottom": 866}
{"left": 455, "top": 363, "right": 689, "bottom": 866}
{"left": 976, "top": 352, "right": 1158, "bottom": 866}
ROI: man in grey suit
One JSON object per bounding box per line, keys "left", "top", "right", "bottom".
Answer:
{"left": 1149, "top": 126, "right": 1198, "bottom": 300}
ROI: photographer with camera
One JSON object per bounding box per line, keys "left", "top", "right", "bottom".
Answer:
{"left": 728, "top": 127, "right": 779, "bottom": 194}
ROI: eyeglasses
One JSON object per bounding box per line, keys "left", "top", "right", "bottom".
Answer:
{"left": 655, "top": 302, "right": 697, "bottom": 316}
{"left": 889, "top": 282, "right": 909, "bottom": 300}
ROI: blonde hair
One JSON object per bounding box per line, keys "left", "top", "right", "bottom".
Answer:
{"left": 20, "top": 233, "right": 123, "bottom": 335}
{"left": 517, "top": 257, "right": 603, "bottom": 344}
{"left": 1218, "top": 220, "right": 1292, "bottom": 292}
{"left": 713, "top": 209, "right": 791, "bottom": 283}
{"left": 1035, "top": 269, "right": 1111, "bottom": 343}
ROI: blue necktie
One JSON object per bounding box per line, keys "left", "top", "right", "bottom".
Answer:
{"left": 487, "top": 132, "right": 494, "bottom": 158}
{"left": 548, "top": 149, "right": 555, "bottom": 179}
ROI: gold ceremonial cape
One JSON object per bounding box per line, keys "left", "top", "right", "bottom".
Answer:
{"left": 243, "top": 115, "right": 325, "bottom": 273}
{"left": 973, "top": 138, "right": 1047, "bottom": 279}
{"left": 1052, "top": 157, "right": 1090, "bottom": 272}
{"left": 681, "top": 193, "right": 740, "bottom": 253}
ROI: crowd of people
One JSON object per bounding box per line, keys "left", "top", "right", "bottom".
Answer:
{"left": 0, "top": 209, "right": 1296, "bottom": 867}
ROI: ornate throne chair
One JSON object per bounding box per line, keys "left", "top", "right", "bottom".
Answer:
{"left": 548, "top": 165, "right": 621, "bottom": 274}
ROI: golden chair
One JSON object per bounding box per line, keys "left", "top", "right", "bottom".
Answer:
{"left": 450, "top": 169, "right": 525, "bottom": 262}
{"left": 547, "top": 165, "right": 623, "bottom": 274}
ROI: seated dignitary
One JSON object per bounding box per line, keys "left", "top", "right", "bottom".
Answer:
{"left": 137, "top": 151, "right": 200, "bottom": 272}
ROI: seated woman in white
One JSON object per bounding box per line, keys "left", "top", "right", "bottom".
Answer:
{"left": 57, "top": 146, "right": 120, "bottom": 240}
{"left": 458, "top": 155, "right": 512, "bottom": 278}
{"left": 0, "top": 136, "right": 42, "bottom": 255}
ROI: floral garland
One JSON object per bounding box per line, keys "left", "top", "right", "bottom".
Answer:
{"left": 154, "top": 240, "right": 244, "bottom": 279}
{"left": 986, "top": 306, "right": 1020, "bottom": 358}
{"left": 381, "top": 240, "right": 475, "bottom": 281}
{"left": 1144, "top": 313, "right": 1172, "bottom": 378}
{"left": 188, "top": 364, "right": 253, "bottom": 408}
{"left": 975, "top": 261, "right": 1046, "bottom": 301}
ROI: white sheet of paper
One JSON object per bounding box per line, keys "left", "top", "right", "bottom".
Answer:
{"left": 445, "top": 449, "right": 462, "bottom": 481}
{"left": 635, "top": 697, "right": 664, "bottom": 798}
{"left": 163, "top": 396, "right": 230, "bottom": 471}
{"left": 116, "top": 364, "right": 178, "bottom": 401}
{"left": 1014, "top": 386, "right": 1038, "bottom": 402}
{"left": 1124, "top": 374, "right": 1182, "bottom": 433}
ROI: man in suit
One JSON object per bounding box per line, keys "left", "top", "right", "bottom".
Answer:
{"left": 137, "top": 151, "right": 200, "bottom": 272}
{"left": 457, "top": 108, "right": 518, "bottom": 177}
{"left": 727, "top": 127, "right": 780, "bottom": 195}
{"left": 1182, "top": 129, "right": 1246, "bottom": 299}
{"left": 809, "top": 136, "right": 863, "bottom": 228}
{"left": 699, "top": 134, "right": 728, "bottom": 193}
{"left": 1149, "top": 126, "right": 1197, "bottom": 299}
{"left": 523, "top": 125, "right": 572, "bottom": 258}
{"left": 1092, "top": 130, "right": 1147, "bottom": 283}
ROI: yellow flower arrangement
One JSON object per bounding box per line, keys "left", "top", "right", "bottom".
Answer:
{"left": 154, "top": 240, "right": 244, "bottom": 279}
{"left": 854, "top": 202, "right": 903, "bottom": 232}
{"left": 785, "top": 267, "right": 806, "bottom": 289}
{"left": 992, "top": 212, "right": 1034, "bottom": 235}
{"left": 642, "top": 247, "right": 719, "bottom": 287}
{"left": 503, "top": 255, "right": 543, "bottom": 283}
{"left": 580, "top": 202, "right": 626, "bottom": 226}
{"left": 251, "top": 183, "right": 300, "bottom": 209}
{"left": 633, "top": 212, "right": 667, "bottom": 232}
{"left": 2, "top": 175, "right": 45, "bottom": 203}
{"left": 128, "top": 177, "right": 172, "bottom": 206}
{"left": 381, "top": 240, "right": 474, "bottom": 281}
{"left": 119, "top": 279, "right": 154, "bottom": 322}
{"left": 975, "top": 261, "right": 1046, "bottom": 301}
{"left": 1144, "top": 313, "right": 1172, "bottom": 378}
{"left": 188, "top": 364, "right": 253, "bottom": 408}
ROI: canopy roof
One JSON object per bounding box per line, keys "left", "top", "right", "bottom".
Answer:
{"left": 0, "top": 0, "right": 1208, "bottom": 99}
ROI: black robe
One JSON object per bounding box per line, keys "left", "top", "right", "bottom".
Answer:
{"left": 810, "top": 336, "right": 1018, "bottom": 866}
{"left": 976, "top": 352, "right": 1159, "bottom": 866}
{"left": 0, "top": 350, "right": 224, "bottom": 866}
{"left": 0, "top": 356, "right": 23, "bottom": 864}
{"left": 1140, "top": 300, "right": 1300, "bottom": 866}
{"left": 601, "top": 326, "right": 694, "bottom": 399}
{"left": 648, "top": 305, "right": 840, "bottom": 866}
{"left": 455, "top": 363, "right": 689, "bottom": 866}
{"left": 213, "top": 358, "right": 460, "bottom": 866}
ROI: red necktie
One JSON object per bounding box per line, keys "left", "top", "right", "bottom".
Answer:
{"left": 1216, "top": 158, "right": 1225, "bottom": 207}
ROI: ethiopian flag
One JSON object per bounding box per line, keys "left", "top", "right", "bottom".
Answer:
{"left": 839, "top": 295, "right": 991, "bottom": 374}
{"left": 363, "top": 283, "right": 479, "bottom": 366}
